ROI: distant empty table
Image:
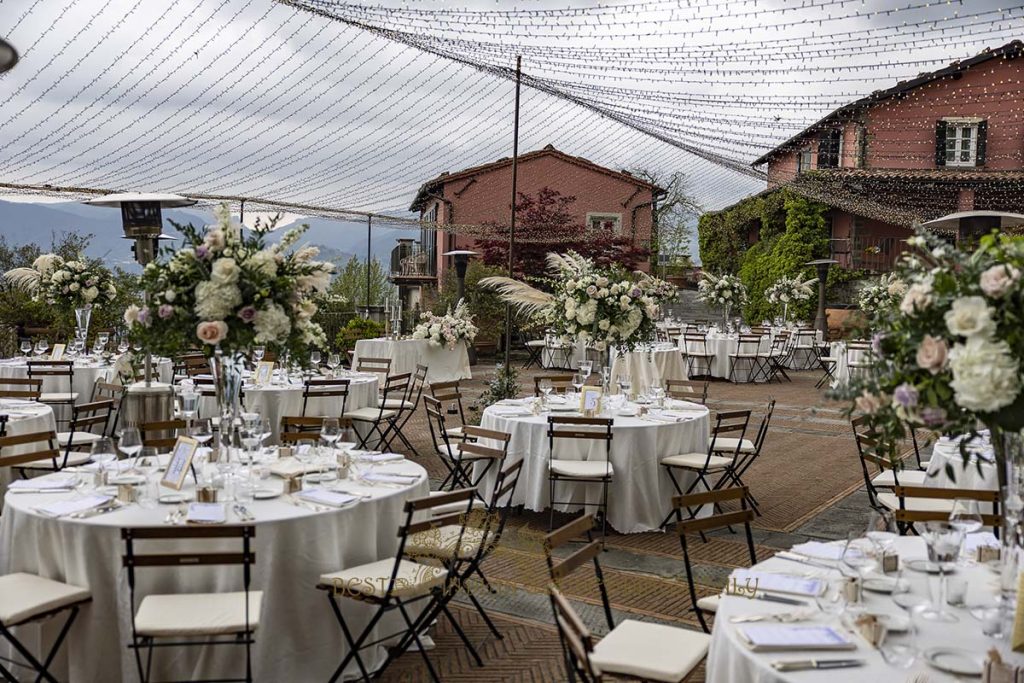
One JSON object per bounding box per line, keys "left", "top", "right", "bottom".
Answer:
{"left": 609, "top": 345, "right": 688, "bottom": 390}
{"left": 352, "top": 338, "right": 470, "bottom": 383}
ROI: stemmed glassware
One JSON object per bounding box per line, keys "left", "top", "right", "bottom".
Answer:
{"left": 571, "top": 373, "right": 584, "bottom": 399}
{"left": 190, "top": 418, "right": 214, "bottom": 448}
{"left": 949, "top": 499, "right": 983, "bottom": 565}
{"left": 319, "top": 418, "right": 341, "bottom": 481}
{"left": 90, "top": 437, "right": 118, "bottom": 479}
{"left": 918, "top": 521, "right": 965, "bottom": 622}
{"left": 34, "top": 339, "right": 48, "bottom": 357}
{"left": 618, "top": 374, "right": 632, "bottom": 400}
{"left": 117, "top": 427, "right": 143, "bottom": 467}
{"left": 252, "top": 345, "right": 265, "bottom": 364}
{"left": 117, "top": 338, "right": 129, "bottom": 354}
{"left": 578, "top": 361, "right": 593, "bottom": 382}
{"left": 20, "top": 340, "right": 32, "bottom": 358}
{"left": 865, "top": 510, "right": 898, "bottom": 558}
{"left": 309, "top": 350, "right": 321, "bottom": 376}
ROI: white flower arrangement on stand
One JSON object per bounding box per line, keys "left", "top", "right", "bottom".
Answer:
{"left": 766, "top": 275, "right": 817, "bottom": 323}
{"left": 857, "top": 272, "right": 907, "bottom": 317}
{"left": 697, "top": 272, "right": 748, "bottom": 328}
{"left": 411, "top": 299, "right": 479, "bottom": 349}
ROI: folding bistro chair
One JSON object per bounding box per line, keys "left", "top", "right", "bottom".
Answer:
{"left": 446, "top": 424, "right": 511, "bottom": 490}
{"left": 757, "top": 332, "right": 792, "bottom": 383}
{"left": 121, "top": 526, "right": 261, "bottom": 683}
{"left": 139, "top": 419, "right": 187, "bottom": 450}
{"left": 429, "top": 380, "right": 470, "bottom": 441}
{"left": 728, "top": 334, "right": 765, "bottom": 383}
{"left": 424, "top": 396, "right": 464, "bottom": 490}
{"left": 279, "top": 416, "right": 327, "bottom": 445}
{"left": 301, "top": 377, "right": 350, "bottom": 418}
{"left": 0, "top": 377, "right": 42, "bottom": 400}
{"left": 317, "top": 489, "right": 478, "bottom": 683}
{"left": 681, "top": 333, "right": 714, "bottom": 379}
{"left": 664, "top": 378, "right": 708, "bottom": 404}
{"left": 344, "top": 373, "right": 407, "bottom": 450}
{"left": 672, "top": 487, "right": 757, "bottom": 633}
{"left": 27, "top": 361, "right": 77, "bottom": 427}
{"left": 355, "top": 356, "right": 391, "bottom": 385}
{"left": 791, "top": 328, "right": 819, "bottom": 370}
{"left": 659, "top": 409, "right": 751, "bottom": 528}
{"left": 710, "top": 399, "right": 776, "bottom": 514}
{"left": 91, "top": 380, "right": 127, "bottom": 435}
{"left": 55, "top": 399, "right": 114, "bottom": 468}
{"left": 893, "top": 486, "right": 1002, "bottom": 535}
{"left": 1, "top": 430, "right": 62, "bottom": 478}
{"left": 845, "top": 340, "right": 873, "bottom": 381}
{"left": 851, "top": 416, "right": 927, "bottom": 520}
{"left": 813, "top": 341, "right": 838, "bottom": 389}
{"left": 523, "top": 339, "right": 546, "bottom": 369}
{"left": 0, "top": 572, "right": 91, "bottom": 683}
{"left": 382, "top": 365, "right": 427, "bottom": 457}
{"left": 544, "top": 514, "right": 710, "bottom": 683}
{"left": 547, "top": 416, "right": 614, "bottom": 539}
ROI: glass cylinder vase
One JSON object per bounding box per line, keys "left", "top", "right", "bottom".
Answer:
{"left": 209, "top": 346, "right": 245, "bottom": 458}
{"left": 991, "top": 426, "right": 1024, "bottom": 602}
{"left": 75, "top": 305, "right": 92, "bottom": 344}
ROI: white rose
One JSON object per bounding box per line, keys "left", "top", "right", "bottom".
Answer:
{"left": 69, "top": 282, "right": 80, "bottom": 292}
{"left": 211, "top": 258, "right": 239, "bottom": 285}
{"left": 249, "top": 250, "right": 278, "bottom": 278}
{"left": 979, "top": 263, "right": 1021, "bottom": 298}
{"left": 887, "top": 279, "right": 908, "bottom": 297}
{"left": 949, "top": 336, "right": 1021, "bottom": 412}
{"left": 164, "top": 289, "right": 176, "bottom": 302}
{"left": 123, "top": 304, "right": 141, "bottom": 326}
{"left": 83, "top": 286, "right": 99, "bottom": 302}
{"left": 598, "top": 319, "right": 610, "bottom": 330}
{"left": 195, "top": 281, "right": 241, "bottom": 320}
{"left": 944, "top": 296, "right": 995, "bottom": 338}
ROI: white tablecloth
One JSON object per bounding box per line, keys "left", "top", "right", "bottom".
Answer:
{"left": 684, "top": 334, "right": 771, "bottom": 381}
{"left": 352, "top": 338, "right": 470, "bottom": 384}
{"left": 829, "top": 342, "right": 868, "bottom": 388}
{"left": 707, "top": 535, "right": 1021, "bottom": 682}
{"left": 926, "top": 435, "right": 998, "bottom": 491}
{"left": 0, "top": 460, "right": 429, "bottom": 682}
{"left": 0, "top": 357, "right": 173, "bottom": 404}
{"left": 609, "top": 346, "right": 688, "bottom": 390}
{"left": 479, "top": 400, "right": 710, "bottom": 533}
{"left": 0, "top": 400, "right": 57, "bottom": 499}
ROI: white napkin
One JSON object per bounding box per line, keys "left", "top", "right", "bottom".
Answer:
{"left": 186, "top": 503, "right": 226, "bottom": 524}
{"left": 788, "top": 541, "right": 844, "bottom": 561}
{"left": 9, "top": 474, "right": 78, "bottom": 491}
{"left": 490, "top": 407, "right": 531, "bottom": 417}
{"left": 35, "top": 494, "right": 112, "bottom": 518}
{"left": 646, "top": 411, "right": 692, "bottom": 423}
{"left": 363, "top": 472, "right": 419, "bottom": 485}
{"left": 665, "top": 400, "right": 706, "bottom": 412}
{"left": 363, "top": 452, "right": 405, "bottom": 463}
{"left": 269, "top": 459, "right": 321, "bottom": 478}
{"left": 497, "top": 398, "right": 532, "bottom": 406}
{"left": 298, "top": 489, "right": 358, "bottom": 507}
{"left": 964, "top": 531, "right": 999, "bottom": 554}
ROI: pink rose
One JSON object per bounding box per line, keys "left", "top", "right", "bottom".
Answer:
{"left": 854, "top": 390, "right": 886, "bottom": 415}
{"left": 979, "top": 263, "right": 1020, "bottom": 298}
{"left": 915, "top": 334, "right": 948, "bottom": 374}
{"left": 196, "top": 321, "right": 228, "bottom": 345}
{"left": 158, "top": 304, "right": 174, "bottom": 319}
{"left": 238, "top": 305, "right": 257, "bottom": 323}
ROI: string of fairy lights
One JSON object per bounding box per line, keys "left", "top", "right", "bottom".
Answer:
{"left": 0, "top": 0, "right": 1022, "bottom": 242}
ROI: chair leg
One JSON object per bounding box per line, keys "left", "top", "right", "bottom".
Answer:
{"left": 549, "top": 477, "right": 556, "bottom": 531}
{"left": 438, "top": 599, "right": 485, "bottom": 667}
{"left": 474, "top": 565, "right": 498, "bottom": 594}
{"left": 326, "top": 594, "right": 377, "bottom": 683}
{"left": 397, "top": 600, "right": 444, "bottom": 682}
{"left": 464, "top": 582, "right": 503, "bottom": 640}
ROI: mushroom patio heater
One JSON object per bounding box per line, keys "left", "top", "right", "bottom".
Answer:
{"left": 83, "top": 193, "right": 196, "bottom": 427}
{"left": 0, "top": 37, "right": 18, "bottom": 73}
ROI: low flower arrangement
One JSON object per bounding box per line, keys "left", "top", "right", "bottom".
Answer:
{"left": 832, "top": 229, "right": 1024, "bottom": 484}
{"left": 766, "top": 275, "right": 816, "bottom": 306}
{"left": 481, "top": 252, "right": 676, "bottom": 352}
{"left": 411, "top": 299, "right": 479, "bottom": 349}
{"left": 697, "top": 272, "right": 748, "bottom": 309}
{"left": 857, "top": 272, "right": 907, "bottom": 317}
{"left": 123, "top": 205, "right": 333, "bottom": 361}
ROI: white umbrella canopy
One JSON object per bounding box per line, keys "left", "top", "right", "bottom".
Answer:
{"left": 921, "top": 210, "right": 1024, "bottom": 231}
{"left": 83, "top": 192, "right": 196, "bottom": 208}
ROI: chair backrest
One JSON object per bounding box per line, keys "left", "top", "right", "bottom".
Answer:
{"left": 534, "top": 374, "right": 575, "bottom": 396}
{"left": 549, "top": 586, "right": 601, "bottom": 683}
{"left": 140, "top": 419, "right": 187, "bottom": 449}
{"left": 893, "top": 486, "right": 1002, "bottom": 531}
{"left": 750, "top": 326, "right": 770, "bottom": 335}
{"left": 423, "top": 395, "right": 453, "bottom": 457}
{"left": 851, "top": 416, "right": 900, "bottom": 507}
{"left": 0, "top": 430, "right": 59, "bottom": 469}
{"left": 67, "top": 399, "right": 115, "bottom": 444}
{"left": 405, "top": 364, "right": 428, "bottom": 409}
{"left": 664, "top": 378, "right": 708, "bottom": 404}
{"left": 750, "top": 399, "right": 776, "bottom": 454}
{"left": 391, "top": 488, "right": 475, "bottom": 593}
{"left": 380, "top": 373, "right": 411, "bottom": 410}
{"left": 176, "top": 353, "right": 209, "bottom": 378}
{"left": 482, "top": 459, "right": 524, "bottom": 548}
{"left": 92, "top": 380, "right": 126, "bottom": 435}
{"left": 280, "top": 416, "right": 326, "bottom": 444}
{"left": 0, "top": 377, "right": 42, "bottom": 400}
{"left": 547, "top": 416, "right": 614, "bottom": 470}
{"left": 682, "top": 333, "right": 708, "bottom": 354}
{"left": 735, "top": 334, "right": 762, "bottom": 354}
{"left": 707, "top": 409, "right": 752, "bottom": 461}
{"left": 27, "top": 360, "right": 74, "bottom": 377}
{"left": 302, "top": 378, "right": 350, "bottom": 417}
{"left": 429, "top": 380, "right": 466, "bottom": 426}
{"left": 458, "top": 425, "right": 511, "bottom": 467}
{"left": 543, "top": 514, "right": 615, "bottom": 630}
{"left": 356, "top": 356, "right": 391, "bottom": 382}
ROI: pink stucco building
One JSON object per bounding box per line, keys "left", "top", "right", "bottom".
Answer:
{"left": 749, "top": 40, "right": 1024, "bottom": 271}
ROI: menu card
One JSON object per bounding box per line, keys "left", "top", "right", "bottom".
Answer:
{"left": 35, "top": 494, "right": 112, "bottom": 518}
{"left": 731, "top": 570, "right": 825, "bottom": 597}
{"left": 298, "top": 489, "right": 358, "bottom": 507}
{"left": 738, "top": 625, "right": 855, "bottom": 652}
{"left": 186, "top": 503, "right": 226, "bottom": 524}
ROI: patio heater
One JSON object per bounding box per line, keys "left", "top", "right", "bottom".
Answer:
{"left": 443, "top": 249, "right": 478, "bottom": 363}
{"left": 805, "top": 259, "right": 837, "bottom": 338}
{"left": 83, "top": 193, "right": 196, "bottom": 428}
{"left": 0, "top": 37, "right": 18, "bottom": 73}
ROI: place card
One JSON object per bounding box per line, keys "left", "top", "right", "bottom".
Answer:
{"left": 737, "top": 625, "right": 856, "bottom": 652}
{"left": 160, "top": 436, "right": 198, "bottom": 491}
{"left": 186, "top": 502, "right": 226, "bottom": 524}
{"left": 35, "top": 494, "right": 112, "bottom": 518}
{"left": 298, "top": 489, "right": 358, "bottom": 508}
{"left": 50, "top": 343, "right": 65, "bottom": 360}
{"left": 731, "top": 570, "right": 825, "bottom": 598}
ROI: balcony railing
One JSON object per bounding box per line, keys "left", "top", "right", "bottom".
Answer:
{"left": 389, "top": 241, "right": 436, "bottom": 281}
{"left": 833, "top": 236, "right": 905, "bottom": 273}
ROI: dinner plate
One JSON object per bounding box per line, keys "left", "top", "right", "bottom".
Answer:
{"left": 254, "top": 487, "right": 283, "bottom": 499}
{"left": 904, "top": 559, "right": 947, "bottom": 574}
{"left": 923, "top": 647, "right": 983, "bottom": 676}
{"left": 862, "top": 576, "right": 900, "bottom": 594}
{"left": 158, "top": 492, "right": 190, "bottom": 504}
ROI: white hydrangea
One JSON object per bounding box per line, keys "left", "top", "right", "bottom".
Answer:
{"left": 949, "top": 336, "right": 1021, "bottom": 412}
{"left": 195, "top": 281, "right": 241, "bottom": 320}
{"left": 253, "top": 302, "right": 292, "bottom": 343}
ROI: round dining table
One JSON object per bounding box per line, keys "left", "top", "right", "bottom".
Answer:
{"left": 479, "top": 398, "right": 710, "bottom": 533}
{"left": 609, "top": 344, "right": 689, "bottom": 390}
{"left": 0, "top": 399, "right": 58, "bottom": 506}
{"left": 925, "top": 434, "right": 997, "bottom": 491}
{"left": 0, "top": 356, "right": 173, "bottom": 401}
{"left": 707, "top": 535, "right": 1021, "bottom": 682}
{"left": 0, "top": 459, "right": 429, "bottom": 682}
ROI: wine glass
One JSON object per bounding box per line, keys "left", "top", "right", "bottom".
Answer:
{"left": 34, "top": 339, "right": 48, "bottom": 357}
{"left": 815, "top": 578, "right": 847, "bottom": 617}
{"left": 571, "top": 373, "right": 584, "bottom": 397}
{"left": 866, "top": 510, "right": 898, "bottom": 558}
{"left": 949, "top": 499, "right": 983, "bottom": 564}
{"left": 310, "top": 351, "right": 321, "bottom": 375}
{"left": 918, "top": 521, "right": 965, "bottom": 622}
{"left": 117, "top": 338, "right": 130, "bottom": 354}
{"left": 20, "top": 339, "right": 32, "bottom": 358}
{"left": 618, "top": 374, "right": 632, "bottom": 399}
{"left": 321, "top": 418, "right": 341, "bottom": 448}
{"left": 117, "top": 427, "right": 143, "bottom": 465}
{"left": 98, "top": 332, "right": 109, "bottom": 347}
{"left": 90, "top": 437, "right": 118, "bottom": 476}
{"left": 879, "top": 605, "right": 920, "bottom": 669}
{"left": 578, "top": 361, "right": 593, "bottom": 382}
{"left": 326, "top": 353, "right": 340, "bottom": 377}
{"left": 252, "top": 345, "right": 265, "bottom": 364}
{"left": 538, "top": 378, "right": 553, "bottom": 407}
{"left": 191, "top": 418, "right": 214, "bottom": 447}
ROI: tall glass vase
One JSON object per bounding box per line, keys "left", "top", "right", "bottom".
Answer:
{"left": 722, "top": 303, "right": 731, "bottom": 331}
{"left": 991, "top": 426, "right": 1024, "bottom": 602}
{"left": 209, "top": 346, "right": 245, "bottom": 457}
{"left": 782, "top": 302, "right": 789, "bottom": 326}
{"left": 75, "top": 305, "right": 92, "bottom": 343}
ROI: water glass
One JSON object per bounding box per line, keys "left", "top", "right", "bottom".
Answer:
{"left": 235, "top": 474, "right": 255, "bottom": 504}
{"left": 878, "top": 612, "right": 919, "bottom": 669}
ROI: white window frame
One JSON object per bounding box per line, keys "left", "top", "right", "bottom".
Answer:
{"left": 586, "top": 212, "right": 622, "bottom": 233}
{"left": 943, "top": 117, "right": 982, "bottom": 167}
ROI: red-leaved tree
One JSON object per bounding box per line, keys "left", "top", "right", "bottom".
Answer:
{"left": 476, "top": 187, "right": 649, "bottom": 281}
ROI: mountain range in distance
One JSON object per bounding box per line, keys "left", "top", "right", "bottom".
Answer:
{"left": 0, "top": 199, "right": 417, "bottom": 270}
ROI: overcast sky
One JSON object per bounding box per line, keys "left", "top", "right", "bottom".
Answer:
{"left": 0, "top": 0, "right": 1019, "bottom": 222}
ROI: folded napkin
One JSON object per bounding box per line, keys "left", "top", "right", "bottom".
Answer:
{"left": 186, "top": 502, "right": 226, "bottom": 524}
{"left": 490, "top": 407, "right": 532, "bottom": 417}
{"left": 497, "top": 398, "right": 532, "bottom": 406}
{"left": 665, "top": 400, "right": 706, "bottom": 412}
{"left": 363, "top": 452, "right": 405, "bottom": 464}
{"left": 269, "top": 459, "right": 321, "bottom": 479}
{"left": 646, "top": 411, "right": 693, "bottom": 423}
{"left": 35, "top": 494, "right": 112, "bottom": 518}
{"left": 9, "top": 474, "right": 78, "bottom": 491}
{"left": 363, "top": 472, "right": 420, "bottom": 485}
{"left": 788, "top": 541, "right": 844, "bottom": 561}
{"left": 298, "top": 489, "right": 358, "bottom": 507}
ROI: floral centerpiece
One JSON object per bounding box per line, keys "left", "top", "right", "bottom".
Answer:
{"left": 697, "top": 272, "right": 747, "bottom": 327}
{"left": 124, "top": 205, "right": 333, "bottom": 422}
{"left": 481, "top": 251, "right": 675, "bottom": 352}
{"left": 857, "top": 272, "right": 907, "bottom": 317}
{"left": 412, "top": 299, "right": 479, "bottom": 349}
{"left": 766, "top": 275, "right": 816, "bottom": 323}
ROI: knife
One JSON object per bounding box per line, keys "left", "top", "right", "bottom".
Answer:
{"left": 771, "top": 659, "right": 864, "bottom": 672}
{"left": 749, "top": 593, "right": 809, "bottom": 606}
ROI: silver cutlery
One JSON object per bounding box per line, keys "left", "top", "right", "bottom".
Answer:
{"left": 730, "top": 609, "right": 816, "bottom": 624}
{"left": 233, "top": 504, "right": 255, "bottom": 521}
{"left": 771, "top": 659, "right": 864, "bottom": 672}
{"left": 287, "top": 496, "right": 329, "bottom": 512}
{"left": 68, "top": 502, "right": 123, "bottom": 519}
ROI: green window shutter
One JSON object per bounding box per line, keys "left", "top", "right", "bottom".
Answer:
{"left": 975, "top": 120, "right": 988, "bottom": 166}
{"left": 935, "top": 120, "right": 948, "bottom": 167}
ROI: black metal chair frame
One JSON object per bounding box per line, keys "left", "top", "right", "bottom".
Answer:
{"left": 547, "top": 416, "right": 614, "bottom": 540}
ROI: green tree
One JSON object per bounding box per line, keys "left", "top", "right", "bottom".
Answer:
{"left": 327, "top": 256, "right": 395, "bottom": 308}
{"left": 633, "top": 169, "right": 701, "bottom": 265}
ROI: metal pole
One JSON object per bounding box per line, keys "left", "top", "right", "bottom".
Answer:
{"left": 240, "top": 199, "right": 245, "bottom": 225}
{"left": 503, "top": 55, "right": 522, "bottom": 369}
{"left": 366, "top": 215, "right": 372, "bottom": 316}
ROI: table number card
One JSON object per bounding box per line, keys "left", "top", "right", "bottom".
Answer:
{"left": 254, "top": 361, "right": 274, "bottom": 385}
{"left": 580, "top": 386, "right": 602, "bottom": 415}
{"left": 50, "top": 343, "right": 65, "bottom": 360}
{"left": 161, "top": 436, "right": 198, "bottom": 491}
